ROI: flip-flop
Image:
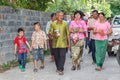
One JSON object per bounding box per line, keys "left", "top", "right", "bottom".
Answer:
{"left": 95, "top": 67, "right": 102, "bottom": 71}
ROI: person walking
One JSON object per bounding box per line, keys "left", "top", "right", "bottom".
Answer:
{"left": 46, "top": 13, "right": 56, "bottom": 62}
{"left": 48, "top": 11, "right": 70, "bottom": 75}
{"left": 14, "top": 28, "right": 31, "bottom": 72}
{"left": 93, "top": 12, "right": 112, "bottom": 71}
{"left": 31, "top": 22, "right": 47, "bottom": 72}
{"left": 87, "top": 10, "right": 99, "bottom": 64}
{"left": 69, "top": 10, "right": 87, "bottom": 70}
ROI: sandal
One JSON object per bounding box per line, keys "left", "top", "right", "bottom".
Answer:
{"left": 101, "top": 67, "right": 105, "bottom": 70}
{"left": 95, "top": 67, "right": 102, "bottom": 71}
{"left": 71, "top": 66, "right": 76, "bottom": 71}
{"left": 40, "top": 66, "right": 44, "bottom": 69}
{"left": 58, "top": 71, "right": 64, "bottom": 75}
{"left": 77, "top": 65, "right": 81, "bottom": 70}
{"left": 34, "top": 68, "right": 38, "bottom": 72}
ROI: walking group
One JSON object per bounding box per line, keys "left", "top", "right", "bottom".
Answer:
{"left": 14, "top": 10, "right": 113, "bottom": 75}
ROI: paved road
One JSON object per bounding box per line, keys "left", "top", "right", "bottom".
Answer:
{"left": 0, "top": 50, "right": 120, "bottom": 80}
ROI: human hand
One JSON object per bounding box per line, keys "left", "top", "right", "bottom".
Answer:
{"left": 88, "top": 27, "right": 94, "bottom": 30}
{"left": 29, "top": 47, "right": 32, "bottom": 52}
{"left": 79, "top": 28, "right": 84, "bottom": 33}
{"left": 70, "top": 28, "right": 74, "bottom": 33}
{"left": 45, "top": 45, "right": 48, "bottom": 50}
{"left": 68, "top": 43, "right": 71, "bottom": 49}
{"left": 99, "top": 30, "right": 105, "bottom": 36}
{"left": 14, "top": 50, "right": 17, "bottom": 55}
{"left": 53, "top": 32, "right": 59, "bottom": 38}
{"left": 14, "top": 51, "right": 17, "bottom": 57}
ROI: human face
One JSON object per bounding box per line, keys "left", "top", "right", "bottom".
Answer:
{"left": 71, "top": 14, "right": 74, "bottom": 20}
{"left": 52, "top": 15, "right": 56, "bottom": 21}
{"left": 57, "top": 12, "right": 64, "bottom": 21}
{"left": 92, "top": 12, "right": 98, "bottom": 19}
{"left": 99, "top": 14, "right": 105, "bottom": 21}
{"left": 18, "top": 31, "right": 24, "bottom": 37}
{"left": 75, "top": 13, "right": 81, "bottom": 20}
{"left": 34, "top": 24, "right": 40, "bottom": 31}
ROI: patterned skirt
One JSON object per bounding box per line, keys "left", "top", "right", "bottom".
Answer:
{"left": 71, "top": 39, "right": 84, "bottom": 66}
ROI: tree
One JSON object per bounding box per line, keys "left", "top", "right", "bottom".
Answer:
{"left": 46, "top": 0, "right": 112, "bottom": 17}
{"left": 0, "top": 0, "right": 53, "bottom": 11}
{"left": 0, "top": 0, "right": 112, "bottom": 17}
{"left": 109, "top": 0, "right": 120, "bottom": 17}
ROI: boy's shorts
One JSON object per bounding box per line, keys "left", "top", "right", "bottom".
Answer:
{"left": 33, "top": 48, "right": 44, "bottom": 60}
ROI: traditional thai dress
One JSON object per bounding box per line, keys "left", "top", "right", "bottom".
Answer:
{"left": 69, "top": 19, "right": 87, "bottom": 66}
{"left": 94, "top": 21, "right": 111, "bottom": 67}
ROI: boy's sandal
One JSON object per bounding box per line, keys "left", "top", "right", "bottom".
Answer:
{"left": 40, "top": 66, "right": 44, "bottom": 69}
{"left": 34, "top": 68, "right": 38, "bottom": 72}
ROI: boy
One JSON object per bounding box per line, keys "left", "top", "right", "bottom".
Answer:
{"left": 14, "top": 28, "right": 31, "bottom": 72}
{"left": 31, "top": 22, "right": 47, "bottom": 72}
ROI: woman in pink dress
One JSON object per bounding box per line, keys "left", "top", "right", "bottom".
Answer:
{"left": 93, "top": 12, "right": 113, "bottom": 71}
{"left": 69, "top": 10, "right": 87, "bottom": 70}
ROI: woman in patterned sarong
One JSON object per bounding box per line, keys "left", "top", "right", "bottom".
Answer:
{"left": 69, "top": 10, "right": 87, "bottom": 70}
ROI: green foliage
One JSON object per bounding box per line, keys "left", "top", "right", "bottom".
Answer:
{"left": 46, "top": 0, "right": 89, "bottom": 14}
{"left": 0, "top": 60, "right": 18, "bottom": 73}
{"left": 92, "top": 2, "right": 112, "bottom": 17}
{"left": 0, "top": 54, "right": 32, "bottom": 73}
{"left": 0, "top": 0, "right": 115, "bottom": 17}
{"left": 44, "top": 49, "right": 50, "bottom": 55}
{"left": 109, "top": 0, "right": 120, "bottom": 17}
{"left": 0, "top": 0, "right": 52, "bottom": 11}
{"left": 0, "top": 0, "right": 13, "bottom": 7}
{"left": 46, "top": 0, "right": 112, "bottom": 17}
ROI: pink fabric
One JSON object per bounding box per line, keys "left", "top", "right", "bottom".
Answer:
{"left": 69, "top": 19, "right": 87, "bottom": 39}
{"left": 94, "top": 21, "right": 111, "bottom": 40}
{"left": 87, "top": 18, "right": 98, "bottom": 39}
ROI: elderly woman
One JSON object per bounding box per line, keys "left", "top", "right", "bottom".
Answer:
{"left": 93, "top": 12, "right": 112, "bottom": 71}
{"left": 69, "top": 10, "right": 87, "bottom": 70}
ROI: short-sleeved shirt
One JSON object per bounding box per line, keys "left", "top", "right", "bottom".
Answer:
{"left": 14, "top": 36, "right": 28, "bottom": 54}
{"left": 31, "top": 30, "right": 47, "bottom": 49}
{"left": 87, "top": 18, "right": 98, "bottom": 39}
{"left": 94, "top": 21, "right": 111, "bottom": 40}
{"left": 69, "top": 19, "right": 87, "bottom": 39}
{"left": 49, "top": 21, "right": 69, "bottom": 48}
{"left": 46, "top": 21, "right": 52, "bottom": 35}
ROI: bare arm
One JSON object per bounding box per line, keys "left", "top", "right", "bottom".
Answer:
{"left": 31, "top": 32, "right": 35, "bottom": 49}
{"left": 14, "top": 44, "right": 17, "bottom": 55}
{"left": 107, "top": 27, "right": 113, "bottom": 35}
{"left": 67, "top": 35, "right": 70, "bottom": 49}
{"left": 26, "top": 41, "right": 32, "bottom": 51}
{"left": 44, "top": 39, "right": 47, "bottom": 50}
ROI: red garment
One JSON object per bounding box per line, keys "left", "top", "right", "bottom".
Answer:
{"left": 14, "top": 36, "right": 28, "bottom": 54}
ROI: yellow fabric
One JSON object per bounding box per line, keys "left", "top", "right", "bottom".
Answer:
{"left": 49, "top": 21, "right": 69, "bottom": 48}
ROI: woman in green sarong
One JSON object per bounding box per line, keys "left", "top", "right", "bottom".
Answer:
{"left": 93, "top": 12, "right": 113, "bottom": 71}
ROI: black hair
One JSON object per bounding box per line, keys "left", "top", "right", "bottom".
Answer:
{"left": 92, "top": 10, "right": 98, "bottom": 14}
{"left": 74, "top": 10, "right": 85, "bottom": 18}
{"left": 99, "top": 12, "right": 105, "bottom": 17}
{"left": 17, "top": 28, "right": 24, "bottom": 33}
{"left": 34, "top": 22, "right": 41, "bottom": 26}
{"left": 60, "top": 10, "right": 66, "bottom": 15}
{"left": 51, "top": 13, "right": 56, "bottom": 18}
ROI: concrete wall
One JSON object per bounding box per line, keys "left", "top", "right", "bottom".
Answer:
{"left": 0, "top": 6, "right": 50, "bottom": 64}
